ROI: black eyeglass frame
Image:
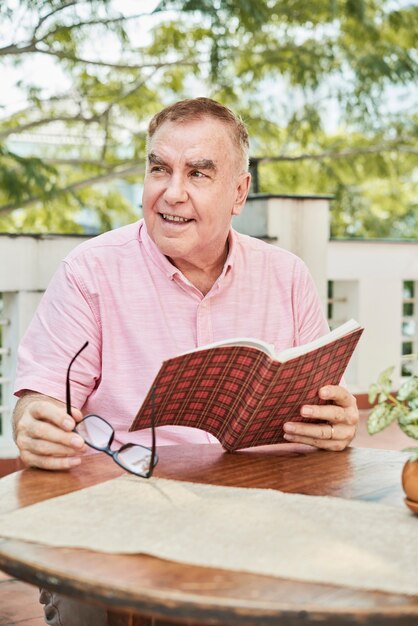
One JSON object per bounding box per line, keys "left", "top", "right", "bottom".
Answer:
{"left": 66, "top": 341, "right": 158, "bottom": 478}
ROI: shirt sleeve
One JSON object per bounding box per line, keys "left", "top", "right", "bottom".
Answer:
{"left": 14, "top": 259, "right": 102, "bottom": 409}
{"left": 291, "top": 259, "right": 330, "bottom": 346}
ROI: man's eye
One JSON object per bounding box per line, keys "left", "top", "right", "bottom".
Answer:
{"left": 150, "top": 166, "right": 166, "bottom": 173}
{"left": 190, "top": 170, "right": 205, "bottom": 178}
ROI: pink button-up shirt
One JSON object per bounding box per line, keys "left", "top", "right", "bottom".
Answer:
{"left": 14, "top": 220, "right": 329, "bottom": 447}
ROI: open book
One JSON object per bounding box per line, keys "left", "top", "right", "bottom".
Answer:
{"left": 129, "top": 319, "right": 363, "bottom": 451}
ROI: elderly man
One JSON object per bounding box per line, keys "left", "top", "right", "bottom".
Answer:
{"left": 13, "top": 97, "right": 359, "bottom": 625}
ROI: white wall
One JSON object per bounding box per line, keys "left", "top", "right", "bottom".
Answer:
{"left": 328, "top": 240, "right": 418, "bottom": 391}
{"left": 0, "top": 234, "right": 89, "bottom": 291}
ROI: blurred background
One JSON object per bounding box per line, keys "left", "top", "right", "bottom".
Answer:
{"left": 0, "top": 0, "right": 416, "bottom": 236}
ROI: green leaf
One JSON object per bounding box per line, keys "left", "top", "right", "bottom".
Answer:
{"left": 377, "top": 366, "right": 395, "bottom": 393}
{"left": 397, "top": 376, "right": 418, "bottom": 402}
{"left": 390, "top": 404, "right": 410, "bottom": 422}
{"left": 399, "top": 409, "right": 418, "bottom": 440}
{"left": 408, "top": 397, "right": 418, "bottom": 410}
{"left": 368, "top": 383, "right": 379, "bottom": 404}
{"left": 367, "top": 404, "right": 395, "bottom": 435}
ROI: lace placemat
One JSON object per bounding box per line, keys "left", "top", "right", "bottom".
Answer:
{"left": 0, "top": 476, "right": 417, "bottom": 595}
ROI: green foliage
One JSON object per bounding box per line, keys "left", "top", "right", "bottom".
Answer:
{"left": 0, "top": 185, "right": 138, "bottom": 234}
{"left": 0, "top": 0, "right": 416, "bottom": 235}
{"left": 0, "top": 146, "right": 58, "bottom": 206}
{"left": 397, "top": 376, "right": 418, "bottom": 402}
{"left": 367, "top": 357, "right": 418, "bottom": 459}
{"left": 399, "top": 409, "right": 418, "bottom": 440}
{"left": 367, "top": 404, "right": 397, "bottom": 435}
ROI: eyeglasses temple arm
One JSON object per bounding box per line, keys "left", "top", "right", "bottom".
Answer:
{"left": 66, "top": 341, "right": 89, "bottom": 416}
{"left": 149, "top": 385, "right": 157, "bottom": 474}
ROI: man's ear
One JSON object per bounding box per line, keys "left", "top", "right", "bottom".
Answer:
{"left": 232, "top": 172, "right": 251, "bottom": 216}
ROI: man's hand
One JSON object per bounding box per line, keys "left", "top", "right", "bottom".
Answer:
{"left": 13, "top": 393, "right": 86, "bottom": 470}
{"left": 283, "top": 385, "right": 359, "bottom": 451}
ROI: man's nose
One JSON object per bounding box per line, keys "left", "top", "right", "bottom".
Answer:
{"left": 163, "top": 174, "right": 188, "bottom": 204}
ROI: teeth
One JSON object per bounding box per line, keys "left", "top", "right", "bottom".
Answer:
{"left": 162, "top": 214, "right": 190, "bottom": 223}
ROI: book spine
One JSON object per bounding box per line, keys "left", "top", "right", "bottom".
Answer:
{"left": 219, "top": 351, "right": 273, "bottom": 451}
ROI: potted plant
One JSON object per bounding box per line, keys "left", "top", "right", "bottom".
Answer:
{"left": 367, "top": 355, "right": 418, "bottom": 512}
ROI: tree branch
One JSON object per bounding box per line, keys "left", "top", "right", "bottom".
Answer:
{"left": 2, "top": 9, "right": 164, "bottom": 59}
{"left": 33, "top": 12, "right": 151, "bottom": 43}
{"left": 0, "top": 63, "right": 181, "bottom": 140}
{"left": 0, "top": 42, "right": 37, "bottom": 57}
{"left": 398, "top": 147, "right": 418, "bottom": 155}
{"left": 41, "top": 158, "right": 119, "bottom": 167}
{"left": 0, "top": 162, "right": 145, "bottom": 214}
{"left": 252, "top": 142, "right": 417, "bottom": 164}
{"left": 37, "top": 47, "right": 199, "bottom": 70}
{"left": 0, "top": 92, "right": 78, "bottom": 120}
{"left": 0, "top": 72, "right": 157, "bottom": 140}
{"left": 32, "top": 1, "right": 78, "bottom": 40}
{"left": 0, "top": 114, "right": 101, "bottom": 139}
{"left": 0, "top": 40, "right": 199, "bottom": 71}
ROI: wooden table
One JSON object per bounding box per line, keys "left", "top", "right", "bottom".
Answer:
{"left": 0, "top": 444, "right": 417, "bottom": 626}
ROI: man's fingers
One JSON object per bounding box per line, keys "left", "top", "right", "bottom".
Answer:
{"left": 20, "top": 450, "right": 82, "bottom": 471}
{"left": 283, "top": 431, "right": 347, "bottom": 451}
{"left": 319, "top": 385, "right": 357, "bottom": 408}
{"left": 29, "top": 400, "right": 83, "bottom": 431}
{"left": 23, "top": 419, "right": 85, "bottom": 449}
{"left": 300, "top": 386, "right": 359, "bottom": 426}
{"left": 283, "top": 384, "right": 359, "bottom": 452}
{"left": 300, "top": 404, "right": 359, "bottom": 426}
{"left": 14, "top": 396, "right": 86, "bottom": 469}
{"left": 285, "top": 421, "right": 352, "bottom": 440}
{"left": 18, "top": 433, "right": 85, "bottom": 457}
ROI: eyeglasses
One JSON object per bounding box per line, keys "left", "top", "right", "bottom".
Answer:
{"left": 66, "top": 342, "right": 158, "bottom": 478}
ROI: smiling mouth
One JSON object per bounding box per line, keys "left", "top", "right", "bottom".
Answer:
{"left": 160, "top": 213, "right": 194, "bottom": 223}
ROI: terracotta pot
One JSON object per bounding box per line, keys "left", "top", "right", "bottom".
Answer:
{"left": 402, "top": 459, "right": 418, "bottom": 514}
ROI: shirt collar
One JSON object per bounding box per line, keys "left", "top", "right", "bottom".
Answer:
{"left": 138, "top": 218, "right": 237, "bottom": 281}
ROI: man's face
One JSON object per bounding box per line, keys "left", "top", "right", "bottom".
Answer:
{"left": 142, "top": 117, "right": 250, "bottom": 271}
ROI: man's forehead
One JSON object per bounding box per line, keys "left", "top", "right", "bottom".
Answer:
{"left": 147, "top": 140, "right": 223, "bottom": 168}
{"left": 149, "top": 118, "right": 233, "bottom": 150}
{"left": 147, "top": 117, "right": 241, "bottom": 172}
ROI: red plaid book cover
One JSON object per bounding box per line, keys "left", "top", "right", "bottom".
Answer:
{"left": 129, "top": 327, "right": 363, "bottom": 451}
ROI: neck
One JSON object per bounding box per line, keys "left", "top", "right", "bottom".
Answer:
{"left": 169, "top": 242, "right": 229, "bottom": 296}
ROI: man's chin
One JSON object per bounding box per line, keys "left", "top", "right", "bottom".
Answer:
{"left": 152, "top": 233, "right": 193, "bottom": 261}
